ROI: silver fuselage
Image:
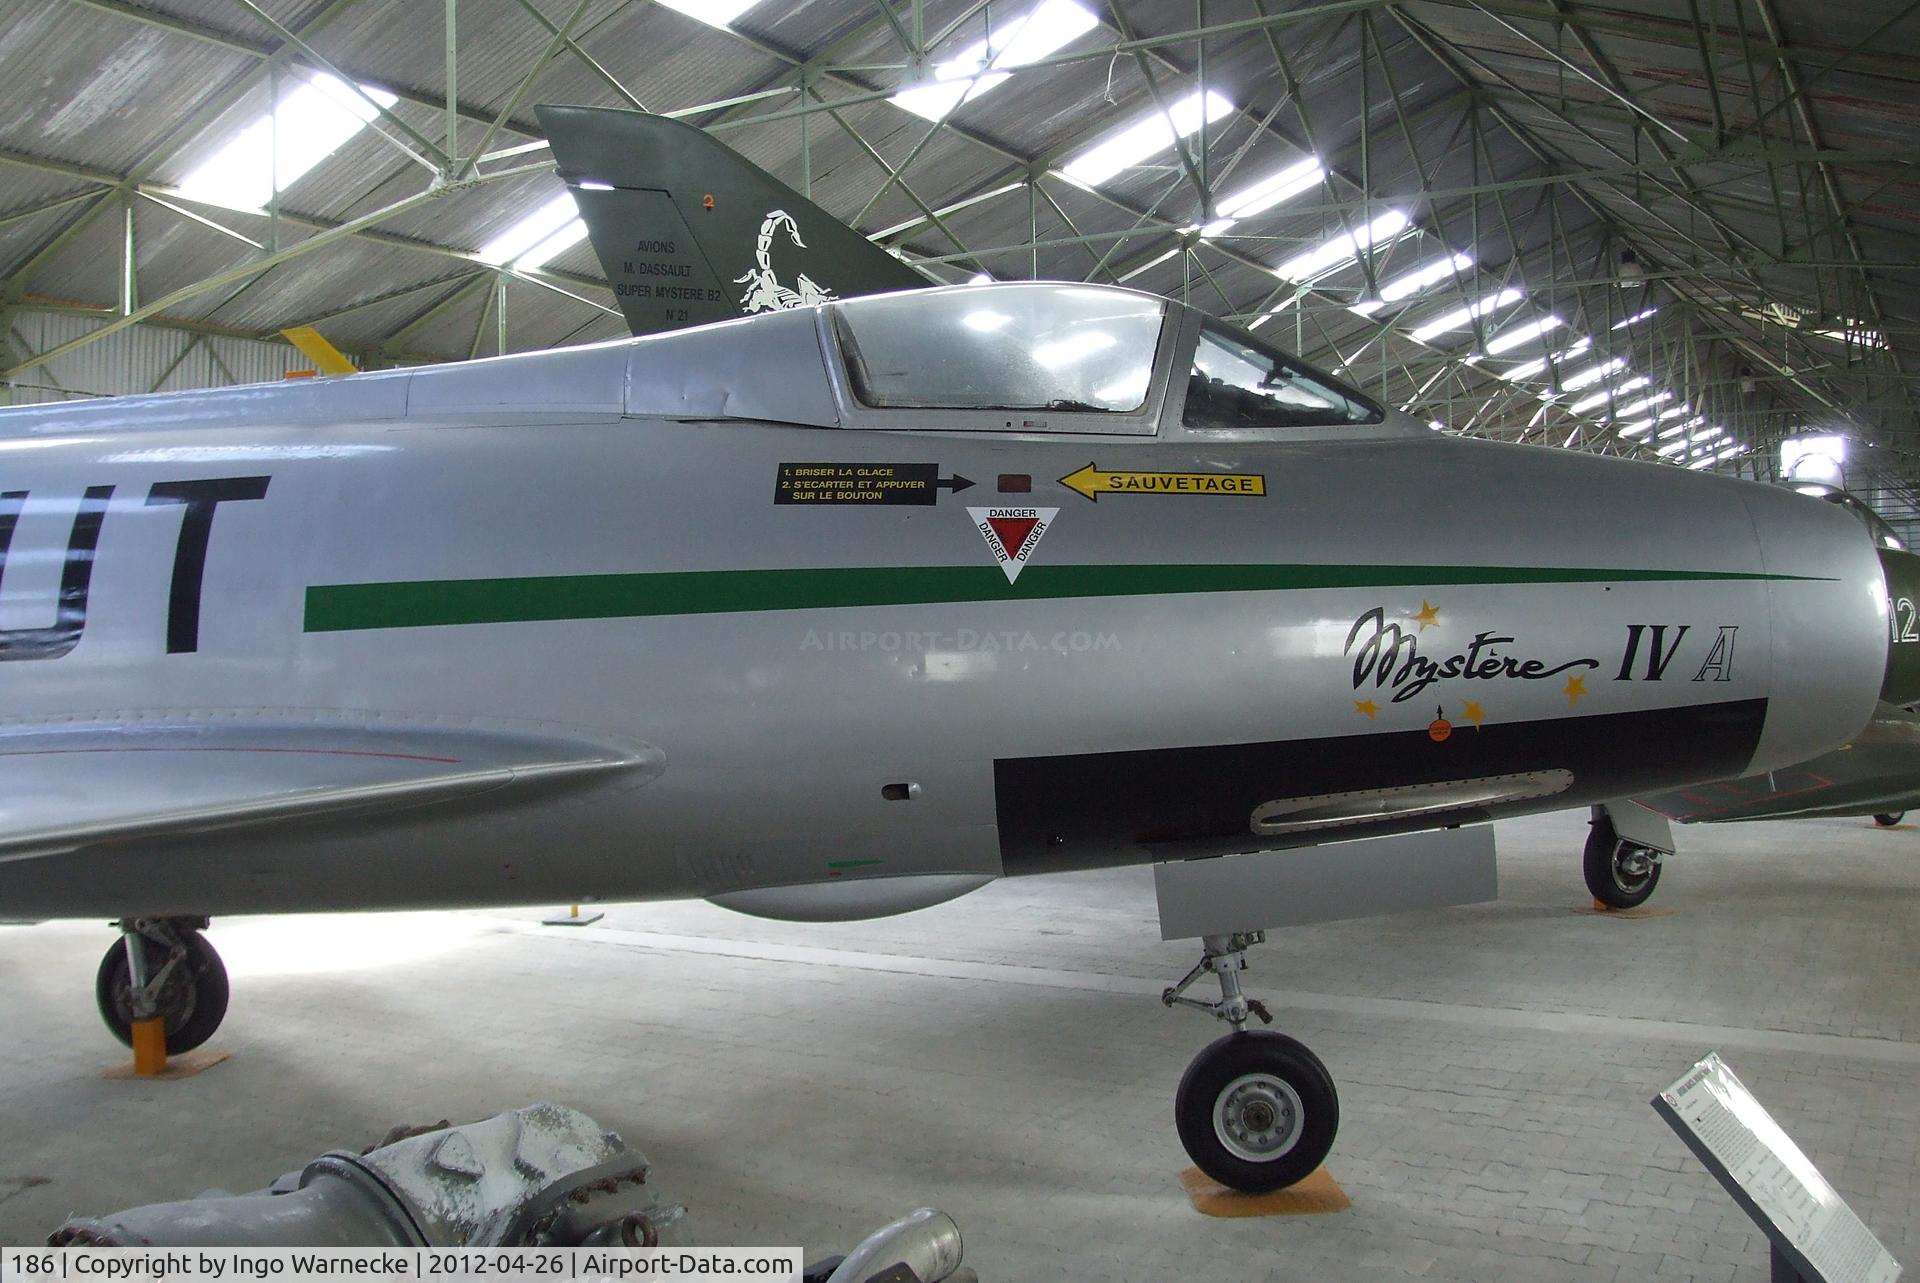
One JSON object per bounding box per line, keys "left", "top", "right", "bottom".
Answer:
{"left": 0, "top": 286, "right": 1889, "bottom": 921}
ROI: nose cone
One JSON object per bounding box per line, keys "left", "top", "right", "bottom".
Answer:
{"left": 1740, "top": 483, "right": 1887, "bottom": 773}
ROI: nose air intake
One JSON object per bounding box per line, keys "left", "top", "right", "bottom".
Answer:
{"left": 1739, "top": 484, "right": 1889, "bottom": 775}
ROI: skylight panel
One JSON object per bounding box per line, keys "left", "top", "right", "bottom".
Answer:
{"left": 892, "top": 0, "right": 1099, "bottom": 121}
{"left": 1559, "top": 357, "right": 1627, "bottom": 392}
{"left": 477, "top": 193, "right": 587, "bottom": 269}
{"left": 1408, "top": 288, "right": 1523, "bottom": 343}
{"left": 1615, "top": 390, "right": 1673, "bottom": 418}
{"left": 1198, "top": 156, "right": 1324, "bottom": 236}
{"left": 1568, "top": 374, "right": 1650, "bottom": 415}
{"left": 173, "top": 72, "right": 399, "bottom": 212}
{"left": 1271, "top": 209, "right": 1410, "bottom": 284}
{"left": 1353, "top": 253, "right": 1474, "bottom": 314}
{"left": 1498, "top": 336, "right": 1591, "bottom": 381}
{"left": 654, "top": 0, "right": 764, "bottom": 29}
{"left": 1483, "top": 314, "right": 1564, "bottom": 356}
{"left": 1060, "top": 90, "right": 1234, "bottom": 186}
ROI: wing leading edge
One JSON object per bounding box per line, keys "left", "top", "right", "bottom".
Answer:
{"left": 0, "top": 715, "right": 662, "bottom": 865}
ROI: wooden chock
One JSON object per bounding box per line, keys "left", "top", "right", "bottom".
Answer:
{"left": 130, "top": 1018, "right": 168, "bottom": 1075}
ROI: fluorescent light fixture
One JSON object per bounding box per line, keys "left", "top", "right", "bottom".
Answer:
{"left": 1610, "top": 307, "right": 1658, "bottom": 330}
{"left": 1272, "top": 209, "right": 1411, "bottom": 283}
{"left": 1483, "top": 314, "right": 1564, "bottom": 356}
{"left": 1615, "top": 390, "right": 1673, "bottom": 418}
{"left": 173, "top": 72, "right": 400, "bottom": 212}
{"left": 892, "top": 0, "right": 1099, "bottom": 120}
{"left": 1061, "top": 90, "right": 1234, "bottom": 187}
{"left": 1781, "top": 434, "right": 1847, "bottom": 484}
{"left": 576, "top": 180, "right": 614, "bottom": 191}
{"left": 1617, "top": 418, "right": 1656, "bottom": 437}
{"left": 1657, "top": 403, "right": 1691, "bottom": 420}
{"left": 1559, "top": 357, "right": 1626, "bottom": 392}
{"left": 1657, "top": 438, "right": 1691, "bottom": 457}
{"left": 966, "top": 272, "right": 994, "bottom": 285}
{"left": 654, "top": 0, "right": 763, "bottom": 29}
{"left": 1658, "top": 416, "right": 1705, "bottom": 440}
{"left": 1408, "top": 288, "right": 1523, "bottom": 343}
{"left": 1197, "top": 156, "right": 1324, "bottom": 236}
{"left": 477, "top": 193, "right": 587, "bottom": 269}
{"left": 1428, "top": 420, "right": 1445, "bottom": 431}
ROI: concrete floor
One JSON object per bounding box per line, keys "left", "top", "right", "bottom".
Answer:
{"left": 0, "top": 807, "right": 1913, "bottom": 1280}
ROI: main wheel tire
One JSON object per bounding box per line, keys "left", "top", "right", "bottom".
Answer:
{"left": 1175, "top": 1031, "right": 1338, "bottom": 1193}
{"left": 1874, "top": 812, "right": 1905, "bottom": 827}
{"left": 94, "top": 929, "right": 229, "bottom": 1053}
{"left": 1584, "top": 823, "right": 1661, "bottom": 909}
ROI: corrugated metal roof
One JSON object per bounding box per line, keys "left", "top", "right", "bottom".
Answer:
{"left": 0, "top": 0, "right": 1912, "bottom": 485}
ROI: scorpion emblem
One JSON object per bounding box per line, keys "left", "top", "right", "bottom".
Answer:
{"left": 735, "top": 209, "right": 836, "bottom": 314}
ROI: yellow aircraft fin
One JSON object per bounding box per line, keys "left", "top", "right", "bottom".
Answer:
{"left": 280, "top": 326, "right": 358, "bottom": 376}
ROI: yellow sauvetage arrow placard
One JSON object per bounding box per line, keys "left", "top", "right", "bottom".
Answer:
{"left": 1059, "top": 462, "right": 1266, "bottom": 502}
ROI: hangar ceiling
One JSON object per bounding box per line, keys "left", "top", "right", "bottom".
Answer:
{"left": 1, "top": 0, "right": 1915, "bottom": 523}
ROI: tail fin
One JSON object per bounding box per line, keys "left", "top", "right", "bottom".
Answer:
{"left": 537, "top": 105, "right": 930, "bottom": 337}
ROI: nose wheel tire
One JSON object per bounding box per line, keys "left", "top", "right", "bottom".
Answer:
{"left": 1584, "top": 820, "right": 1661, "bottom": 909}
{"left": 1874, "top": 812, "right": 1905, "bottom": 827}
{"left": 95, "top": 927, "right": 229, "bottom": 1054}
{"left": 1175, "top": 1031, "right": 1338, "bottom": 1192}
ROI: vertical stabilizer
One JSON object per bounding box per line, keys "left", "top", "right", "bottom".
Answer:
{"left": 537, "top": 105, "right": 930, "bottom": 337}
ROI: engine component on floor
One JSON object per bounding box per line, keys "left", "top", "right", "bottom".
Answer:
{"left": 49, "top": 1104, "right": 688, "bottom": 1247}
{"left": 817, "top": 1207, "right": 967, "bottom": 1283}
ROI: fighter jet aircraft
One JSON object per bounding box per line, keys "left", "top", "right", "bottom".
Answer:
{"left": 0, "top": 108, "right": 1906, "bottom": 1196}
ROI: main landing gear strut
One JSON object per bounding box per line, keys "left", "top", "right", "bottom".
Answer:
{"left": 1162, "top": 932, "right": 1338, "bottom": 1192}
{"left": 96, "top": 917, "right": 230, "bottom": 1055}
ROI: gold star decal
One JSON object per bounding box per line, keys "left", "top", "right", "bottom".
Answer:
{"left": 1410, "top": 600, "right": 1441, "bottom": 631}
{"left": 1355, "top": 699, "right": 1380, "bottom": 719}
{"left": 1461, "top": 700, "right": 1486, "bottom": 728}
{"left": 1564, "top": 675, "right": 1588, "bottom": 706}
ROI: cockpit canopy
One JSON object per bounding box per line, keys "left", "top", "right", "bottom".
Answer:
{"left": 811, "top": 281, "right": 1392, "bottom": 438}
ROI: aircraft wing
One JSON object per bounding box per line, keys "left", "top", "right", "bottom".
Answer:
{"left": 0, "top": 716, "right": 661, "bottom": 865}
{"left": 1633, "top": 701, "right": 1920, "bottom": 822}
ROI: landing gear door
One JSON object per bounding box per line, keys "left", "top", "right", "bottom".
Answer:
{"left": 1152, "top": 825, "right": 1498, "bottom": 940}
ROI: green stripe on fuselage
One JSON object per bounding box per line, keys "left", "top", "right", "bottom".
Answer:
{"left": 303, "top": 563, "right": 1826, "bottom": 634}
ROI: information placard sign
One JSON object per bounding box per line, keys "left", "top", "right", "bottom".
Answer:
{"left": 1653, "top": 1053, "right": 1900, "bottom": 1283}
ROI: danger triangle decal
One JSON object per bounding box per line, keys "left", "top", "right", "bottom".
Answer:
{"left": 968, "top": 506, "right": 1059, "bottom": 583}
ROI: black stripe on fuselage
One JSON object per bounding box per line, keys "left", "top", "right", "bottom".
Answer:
{"left": 994, "top": 698, "right": 1768, "bottom": 874}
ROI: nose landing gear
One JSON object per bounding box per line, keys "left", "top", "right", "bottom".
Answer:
{"left": 96, "top": 917, "right": 229, "bottom": 1055}
{"left": 1584, "top": 813, "right": 1663, "bottom": 908}
{"left": 1162, "top": 933, "right": 1338, "bottom": 1192}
